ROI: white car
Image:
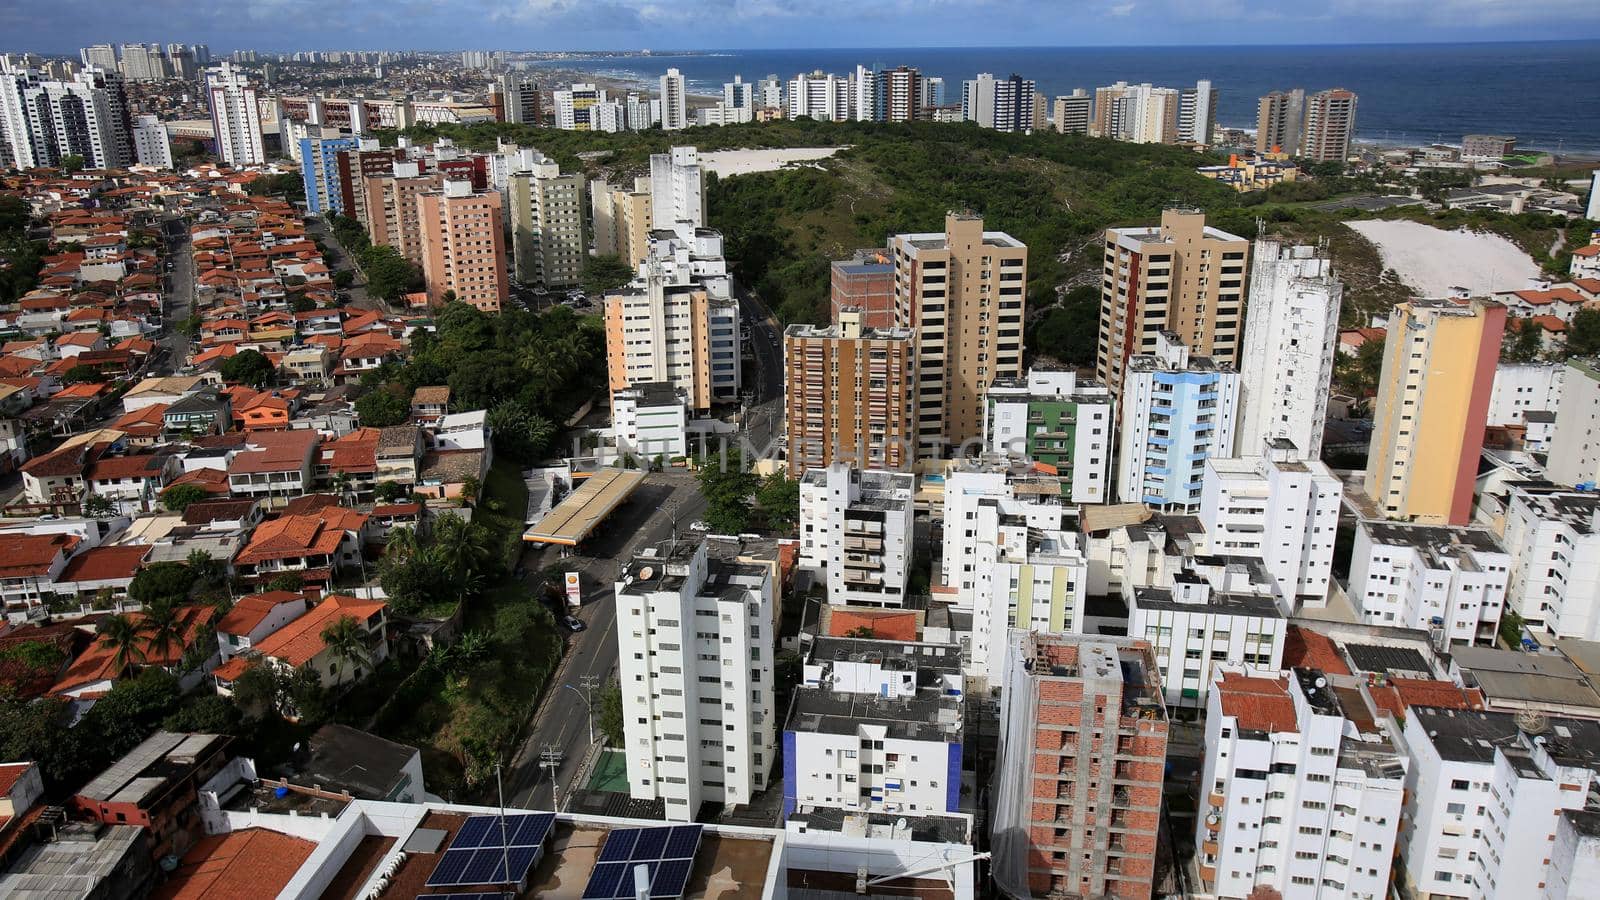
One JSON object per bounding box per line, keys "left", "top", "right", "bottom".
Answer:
{"left": 688, "top": 521, "right": 710, "bottom": 533}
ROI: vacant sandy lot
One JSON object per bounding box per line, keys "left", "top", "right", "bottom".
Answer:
{"left": 698, "top": 147, "right": 845, "bottom": 178}
{"left": 1345, "top": 219, "right": 1541, "bottom": 297}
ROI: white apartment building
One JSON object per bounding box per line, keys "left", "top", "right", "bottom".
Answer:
{"left": 552, "top": 83, "right": 606, "bottom": 130}
{"left": 798, "top": 463, "right": 914, "bottom": 608}
{"left": 1547, "top": 809, "right": 1600, "bottom": 900}
{"left": 507, "top": 149, "right": 586, "bottom": 288}
{"left": 757, "top": 75, "right": 783, "bottom": 110}
{"left": 1118, "top": 333, "right": 1240, "bottom": 511}
{"left": 1199, "top": 668, "right": 1404, "bottom": 900}
{"left": 941, "top": 459, "right": 1060, "bottom": 595}
{"left": 130, "top": 114, "right": 172, "bottom": 168}
{"left": 969, "top": 498, "right": 1088, "bottom": 681}
{"left": 1544, "top": 358, "right": 1600, "bottom": 488}
{"left": 650, "top": 146, "right": 705, "bottom": 229}
{"left": 1236, "top": 240, "right": 1342, "bottom": 461}
{"left": 615, "top": 540, "right": 776, "bottom": 821}
{"left": 723, "top": 75, "right": 753, "bottom": 109}
{"left": 1199, "top": 444, "right": 1342, "bottom": 608}
{"left": 205, "top": 62, "right": 263, "bottom": 166}
{"left": 1348, "top": 520, "right": 1509, "bottom": 645}
{"left": 1488, "top": 361, "right": 1564, "bottom": 427}
{"left": 1502, "top": 483, "right": 1600, "bottom": 639}
{"left": 785, "top": 635, "right": 965, "bottom": 819}
{"left": 983, "top": 368, "right": 1113, "bottom": 504}
{"left": 611, "top": 382, "right": 689, "bottom": 462}
{"left": 787, "top": 71, "right": 852, "bottom": 122}
{"left": 1128, "top": 566, "right": 1286, "bottom": 713}
{"left": 0, "top": 62, "right": 133, "bottom": 170}
{"left": 659, "top": 68, "right": 687, "bottom": 131}
{"left": 1399, "top": 706, "right": 1600, "bottom": 900}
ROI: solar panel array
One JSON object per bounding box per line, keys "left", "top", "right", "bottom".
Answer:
{"left": 424, "top": 813, "right": 557, "bottom": 889}
{"left": 414, "top": 894, "right": 508, "bottom": 900}
{"left": 581, "top": 825, "right": 704, "bottom": 900}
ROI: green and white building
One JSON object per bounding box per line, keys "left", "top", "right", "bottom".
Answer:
{"left": 984, "top": 369, "right": 1114, "bottom": 504}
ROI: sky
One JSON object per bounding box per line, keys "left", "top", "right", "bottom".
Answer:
{"left": 5, "top": 0, "right": 1600, "bottom": 54}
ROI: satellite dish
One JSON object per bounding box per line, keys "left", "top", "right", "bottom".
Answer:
{"left": 1314, "top": 677, "right": 1327, "bottom": 688}
{"left": 639, "top": 566, "right": 654, "bottom": 580}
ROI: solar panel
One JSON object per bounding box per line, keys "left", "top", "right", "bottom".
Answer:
{"left": 651, "top": 858, "right": 694, "bottom": 898}
{"left": 453, "top": 816, "right": 494, "bottom": 849}
{"left": 663, "top": 825, "right": 702, "bottom": 860}
{"left": 630, "top": 827, "right": 669, "bottom": 861}
{"left": 462, "top": 848, "right": 504, "bottom": 886}
{"left": 511, "top": 813, "right": 555, "bottom": 848}
{"left": 619, "top": 861, "right": 660, "bottom": 898}
{"left": 583, "top": 862, "right": 627, "bottom": 900}
{"left": 415, "top": 894, "right": 504, "bottom": 900}
{"left": 424, "top": 849, "right": 473, "bottom": 887}
{"left": 596, "top": 829, "right": 638, "bottom": 863}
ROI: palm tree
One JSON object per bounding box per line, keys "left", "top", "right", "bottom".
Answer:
{"left": 385, "top": 525, "right": 421, "bottom": 561}
{"left": 331, "top": 471, "right": 353, "bottom": 504}
{"left": 319, "top": 614, "right": 371, "bottom": 685}
{"left": 431, "top": 515, "right": 491, "bottom": 582}
{"left": 96, "top": 614, "right": 146, "bottom": 673}
{"left": 140, "top": 597, "right": 188, "bottom": 665}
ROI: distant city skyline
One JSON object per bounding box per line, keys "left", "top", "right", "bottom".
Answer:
{"left": 4, "top": 0, "right": 1600, "bottom": 54}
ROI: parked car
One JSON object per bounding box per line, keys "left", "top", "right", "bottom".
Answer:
{"left": 564, "top": 616, "right": 587, "bottom": 632}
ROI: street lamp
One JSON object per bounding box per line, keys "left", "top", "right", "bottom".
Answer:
{"left": 563, "top": 682, "right": 595, "bottom": 746}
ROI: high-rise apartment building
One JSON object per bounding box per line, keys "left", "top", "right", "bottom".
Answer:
{"left": 797, "top": 463, "right": 915, "bottom": 606}
{"left": 1302, "top": 88, "right": 1358, "bottom": 163}
{"left": 507, "top": 151, "right": 585, "bottom": 288}
{"left": 1118, "top": 333, "right": 1240, "bottom": 510}
{"left": 1364, "top": 297, "right": 1504, "bottom": 525}
{"left": 417, "top": 179, "right": 509, "bottom": 312}
{"left": 1199, "top": 668, "right": 1405, "bottom": 900}
{"left": 1177, "top": 79, "right": 1216, "bottom": 145}
{"left": 1097, "top": 208, "right": 1251, "bottom": 399}
{"left": 1052, "top": 89, "right": 1092, "bottom": 135}
{"left": 298, "top": 134, "right": 359, "bottom": 215}
{"left": 881, "top": 66, "right": 922, "bottom": 122}
{"left": 552, "top": 83, "right": 605, "bottom": 130}
{"left": 852, "top": 64, "right": 880, "bottom": 122}
{"left": 921, "top": 76, "right": 946, "bottom": 108}
{"left": 118, "top": 43, "right": 165, "bottom": 82}
{"left": 493, "top": 73, "right": 539, "bottom": 124}
{"left": 659, "top": 68, "right": 687, "bottom": 130}
{"left": 783, "top": 312, "right": 915, "bottom": 472}
{"left": 615, "top": 539, "right": 775, "bottom": 821}
{"left": 81, "top": 44, "right": 118, "bottom": 72}
{"left": 0, "top": 62, "right": 134, "bottom": 170}
{"left": 984, "top": 368, "right": 1114, "bottom": 503}
{"left": 962, "top": 73, "right": 1037, "bottom": 133}
{"left": 828, "top": 250, "right": 895, "bottom": 328}
{"left": 1501, "top": 483, "right": 1600, "bottom": 640}
{"left": 1543, "top": 357, "right": 1600, "bottom": 488}
{"left": 365, "top": 161, "right": 440, "bottom": 266}
{"left": 131, "top": 114, "right": 172, "bottom": 168}
{"left": 1200, "top": 444, "right": 1342, "bottom": 607}
{"left": 1093, "top": 81, "right": 1135, "bottom": 139}
{"left": 890, "top": 213, "right": 1027, "bottom": 453}
{"left": 649, "top": 146, "right": 704, "bottom": 229}
{"left": 334, "top": 142, "right": 406, "bottom": 230}
{"left": 787, "top": 71, "right": 852, "bottom": 122}
{"left": 1255, "top": 89, "right": 1305, "bottom": 155}
{"left": 722, "top": 75, "right": 752, "bottom": 110}
{"left": 1132, "top": 84, "right": 1180, "bottom": 144}
{"left": 590, "top": 176, "right": 653, "bottom": 266}
{"left": 1462, "top": 133, "right": 1517, "bottom": 163}
{"left": 992, "top": 633, "right": 1168, "bottom": 900}
{"left": 1235, "top": 240, "right": 1342, "bottom": 460}
{"left": 205, "top": 62, "right": 264, "bottom": 166}
{"left": 1348, "top": 520, "right": 1508, "bottom": 642}
{"left": 757, "top": 74, "right": 783, "bottom": 110}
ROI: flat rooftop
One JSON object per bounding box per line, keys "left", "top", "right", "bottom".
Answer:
{"left": 1412, "top": 705, "right": 1600, "bottom": 769}
{"left": 523, "top": 467, "right": 647, "bottom": 546}
{"left": 788, "top": 689, "right": 962, "bottom": 742}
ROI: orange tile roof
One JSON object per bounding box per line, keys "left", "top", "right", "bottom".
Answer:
{"left": 0, "top": 533, "right": 78, "bottom": 579}
{"left": 215, "top": 591, "right": 305, "bottom": 635}
{"left": 229, "top": 429, "right": 318, "bottom": 476}
{"left": 1368, "top": 677, "right": 1485, "bottom": 724}
{"left": 825, "top": 608, "right": 918, "bottom": 642}
{"left": 0, "top": 762, "right": 32, "bottom": 797}
{"left": 1573, "top": 244, "right": 1600, "bottom": 258}
{"left": 57, "top": 544, "right": 149, "bottom": 583}
{"left": 250, "top": 594, "right": 384, "bottom": 667}
{"left": 51, "top": 605, "right": 217, "bottom": 694}
{"left": 1215, "top": 671, "right": 1298, "bottom": 733}
{"left": 1282, "top": 626, "right": 1352, "bottom": 676}
{"left": 152, "top": 827, "right": 316, "bottom": 900}
{"left": 235, "top": 505, "right": 368, "bottom": 565}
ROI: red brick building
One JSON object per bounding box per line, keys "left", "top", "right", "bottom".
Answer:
{"left": 73, "top": 731, "right": 232, "bottom": 861}
{"left": 994, "top": 633, "right": 1168, "bottom": 899}
{"left": 829, "top": 250, "right": 895, "bottom": 329}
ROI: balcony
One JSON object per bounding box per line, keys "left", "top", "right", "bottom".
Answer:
{"left": 1208, "top": 789, "right": 1224, "bottom": 808}
{"left": 1198, "top": 863, "right": 1216, "bottom": 883}
{"left": 1202, "top": 839, "right": 1218, "bottom": 856}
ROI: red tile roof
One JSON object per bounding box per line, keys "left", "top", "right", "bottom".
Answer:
{"left": 84, "top": 453, "right": 168, "bottom": 482}
{"left": 215, "top": 591, "right": 305, "bottom": 636}
{"left": 235, "top": 505, "right": 367, "bottom": 565}
{"left": 229, "top": 429, "right": 318, "bottom": 476}
{"left": 1368, "top": 677, "right": 1485, "bottom": 724}
{"left": 1281, "top": 626, "right": 1351, "bottom": 676}
{"left": 825, "top": 608, "right": 918, "bottom": 642}
{"left": 57, "top": 544, "right": 149, "bottom": 583}
{"left": 1215, "top": 671, "right": 1298, "bottom": 733}
{"left": 51, "top": 605, "right": 217, "bottom": 694}
{"left": 0, "top": 533, "right": 78, "bottom": 579}
{"left": 0, "top": 762, "right": 34, "bottom": 797}
{"left": 164, "top": 467, "right": 232, "bottom": 495}
{"left": 250, "top": 594, "right": 384, "bottom": 667}
{"left": 152, "top": 828, "right": 316, "bottom": 900}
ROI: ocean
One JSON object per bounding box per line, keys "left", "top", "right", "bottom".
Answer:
{"left": 527, "top": 42, "right": 1600, "bottom": 154}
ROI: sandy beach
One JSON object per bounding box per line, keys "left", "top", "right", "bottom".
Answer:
{"left": 1344, "top": 219, "right": 1542, "bottom": 297}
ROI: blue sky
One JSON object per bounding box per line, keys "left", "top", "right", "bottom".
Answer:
{"left": 5, "top": 0, "right": 1600, "bottom": 53}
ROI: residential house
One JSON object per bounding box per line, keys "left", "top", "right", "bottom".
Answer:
{"left": 410, "top": 386, "right": 449, "bottom": 425}
{"left": 231, "top": 504, "right": 369, "bottom": 590}
{"left": 227, "top": 429, "right": 319, "bottom": 505}
{"left": 214, "top": 590, "right": 308, "bottom": 660}
{"left": 376, "top": 425, "right": 422, "bottom": 489}
{"left": 212, "top": 594, "right": 388, "bottom": 698}
{"left": 72, "top": 731, "right": 232, "bottom": 862}
{"left": 51, "top": 605, "right": 220, "bottom": 697}
{"left": 84, "top": 452, "right": 181, "bottom": 514}
{"left": 51, "top": 543, "right": 151, "bottom": 609}
{"left": 0, "top": 532, "right": 80, "bottom": 622}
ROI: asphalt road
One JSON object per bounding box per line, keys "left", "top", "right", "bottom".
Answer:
{"left": 305, "top": 215, "right": 380, "bottom": 312}
{"left": 505, "top": 472, "right": 708, "bottom": 810}
{"left": 736, "top": 284, "right": 784, "bottom": 458}
{"left": 161, "top": 216, "right": 193, "bottom": 372}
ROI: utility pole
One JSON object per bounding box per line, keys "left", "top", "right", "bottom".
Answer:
{"left": 539, "top": 744, "right": 564, "bottom": 811}
{"left": 494, "top": 763, "right": 511, "bottom": 896}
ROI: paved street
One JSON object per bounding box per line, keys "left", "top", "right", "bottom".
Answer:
{"left": 304, "top": 215, "right": 381, "bottom": 312}
{"left": 736, "top": 284, "right": 784, "bottom": 457}
{"left": 505, "top": 472, "right": 707, "bottom": 810}
{"left": 161, "top": 216, "right": 193, "bottom": 373}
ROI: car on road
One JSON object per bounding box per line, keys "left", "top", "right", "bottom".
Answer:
{"left": 564, "top": 616, "right": 587, "bottom": 632}
{"left": 688, "top": 520, "right": 710, "bottom": 533}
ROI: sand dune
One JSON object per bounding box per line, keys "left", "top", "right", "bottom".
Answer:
{"left": 698, "top": 147, "right": 845, "bottom": 178}
{"left": 1345, "top": 219, "right": 1541, "bottom": 297}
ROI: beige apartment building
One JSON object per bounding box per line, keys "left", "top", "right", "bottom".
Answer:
{"left": 591, "top": 176, "right": 653, "bottom": 266}
{"left": 783, "top": 311, "right": 916, "bottom": 473}
{"left": 1096, "top": 208, "right": 1250, "bottom": 398}
{"left": 1255, "top": 88, "right": 1305, "bottom": 155}
{"left": 603, "top": 271, "right": 740, "bottom": 412}
{"left": 1303, "top": 88, "right": 1358, "bottom": 163}
{"left": 1053, "top": 90, "right": 1092, "bottom": 135}
{"left": 508, "top": 157, "right": 586, "bottom": 288}
{"left": 417, "top": 179, "right": 509, "bottom": 312}
{"left": 890, "top": 213, "right": 1027, "bottom": 453}
{"left": 1364, "top": 297, "right": 1505, "bottom": 525}
{"left": 364, "top": 161, "right": 440, "bottom": 267}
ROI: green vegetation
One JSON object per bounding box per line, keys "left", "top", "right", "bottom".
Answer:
{"left": 0, "top": 195, "right": 44, "bottom": 306}
{"left": 598, "top": 680, "right": 624, "bottom": 746}
{"left": 245, "top": 171, "right": 306, "bottom": 203}
{"left": 695, "top": 455, "right": 800, "bottom": 534}
{"left": 355, "top": 384, "right": 410, "bottom": 427}
{"left": 379, "top": 513, "right": 497, "bottom": 617}
{"left": 1499, "top": 609, "right": 1526, "bottom": 648}
{"left": 581, "top": 254, "right": 634, "bottom": 295}
{"left": 327, "top": 214, "right": 423, "bottom": 302}
{"left": 220, "top": 348, "right": 275, "bottom": 387}
{"left": 1569, "top": 308, "right": 1600, "bottom": 358}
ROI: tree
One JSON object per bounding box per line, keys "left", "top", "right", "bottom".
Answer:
{"left": 61, "top": 364, "right": 102, "bottom": 384}
{"left": 360, "top": 244, "right": 422, "bottom": 302}
{"left": 96, "top": 614, "right": 146, "bottom": 673}
{"left": 187, "top": 549, "right": 225, "bottom": 587}
{"left": 1568, "top": 308, "right": 1600, "bottom": 358}
{"left": 129, "top": 562, "right": 196, "bottom": 607}
{"left": 431, "top": 513, "right": 494, "bottom": 583}
{"left": 80, "top": 493, "right": 115, "bottom": 518}
{"left": 220, "top": 348, "right": 275, "bottom": 387}
{"left": 598, "top": 680, "right": 624, "bottom": 746}
{"left": 1504, "top": 316, "right": 1545, "bottom": 362}
{"left": 60, "top": 154, "right": 85, "bottom": 173}
{"left": 162, "top": 483, "right": 208, "bottom": 512}
{"left": 374, "top": 480, "right": 408, "bottom": 502}
{"left": 696, "top": 452, "right": 759, "bottom": 535}
{"left": 138, "top": 597, "right": 189, "bottom": 664}
{"left": 174, "top": 314, "right": 202, "bottom": 339}
{"left": 319, "top": 615, "right": 371, "bottom": 685}
{"left": 356, "top": 386, "right": 409, "bottom": 427}
{"left": 245, "top": 172, "right": 305, "bottom": 202}
{"left": 162, "top": 695, "right": 242, "bottom": 734}
{"left": 332, "top": 270, "right": 354, "bottom": 289}
{"left": 580, "top": 254, "right": 634, "bottom": 296}
{"left": 757, "top": 473, "right": 800, "bottom": 532}
{"left": 265, "top": 573, "right": 304, "bottom": 593}
{"left": 1334, "top": 338, "right": 1385, "bottom": 398}
{"left": 230, "top": 659, "right": 282, "bottom": 719}
{"left": 1029, "top": 285, "right": 1101, "bottom": 367}
{"left": 290, "top": 294, "right": 317, "bottom": 313}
